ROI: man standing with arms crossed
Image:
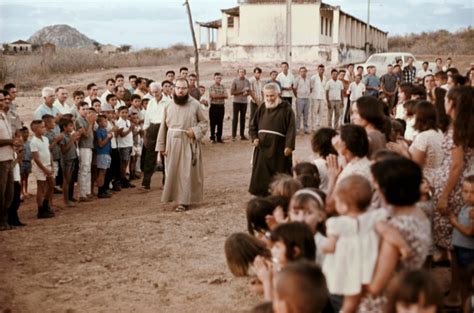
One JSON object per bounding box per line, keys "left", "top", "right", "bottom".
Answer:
{"left": 277, "top": 62, "right": 294, "bottom": 105}
{"left": 310, "top": 64, "right": 327, "bottom": 131}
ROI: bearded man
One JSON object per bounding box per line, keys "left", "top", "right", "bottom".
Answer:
{"left": 156, "top": 78, "right": 208, "bottom": 211}
{"left": 249, "top": 83, "right": 296, "bottom": 196}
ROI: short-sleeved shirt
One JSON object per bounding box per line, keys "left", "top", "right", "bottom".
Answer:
{"left": 380, "top": 73, "right": 398, "bottom": 92}
{"left": 53, "top": 100, "right": 72, "bottom": 114}
{"left": 33, "top": 104, "right": 60, "bottom": 121}
{"left": 231, "top": 78, "right": 251, "bottom": 103}
{"left": 325, "top": 79, "right": 344, "bottom": 101}
{"left": 249, "top": 77, "right": 264, "bottom": 104}
{"left": 362, "top": 75, "right": 381, "bottom": 97}
{"left": 452, "top": 206, "right": 474, "bottom": 249}
{"left": 45, "top": 130, "right": 61, "bottom": 161}
{"left": 60, "top": 133, "right": 78, "bottom": 160}
{"left": 95, "top": 128, "right": 111, "bottom": 155}
{"left": 293, "top": 76, "right": 311, "bottom": 99}
{"left": 209, "top": 84, "right": 227, "bottom": 105}
{"left": 348, "top": 82, "right": 366, "bottom": 101}
{"left": 311, "top": 74, "right": 328, "bottom": 100}
{"left": 115, "top": 118, "right": 133, "bottom": 148}
{"left": 30, "top": 136, "right": 51, "bottom": 167}
{"left": 0, "top": 112, "right": 14, "bottom": 162}
{"left": 75, "top": 116, "right": 94, "bottom": 149}
{"left": 276, "top": 72, "right": 295, "bottom": 97}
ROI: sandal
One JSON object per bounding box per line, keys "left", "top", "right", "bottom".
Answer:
{"left": 175, "top": 205, "right": 188, "bottom": 212}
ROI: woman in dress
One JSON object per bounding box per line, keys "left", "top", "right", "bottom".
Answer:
{"left": 433, "top": 86, "right": 474, "bottom": 306}
{"left": 357, "top": 157, "right": 431, "bottom": 312}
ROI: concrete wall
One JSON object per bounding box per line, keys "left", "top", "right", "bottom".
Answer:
{"left": 221, "top": 44, "right": 367, "bottom": 66}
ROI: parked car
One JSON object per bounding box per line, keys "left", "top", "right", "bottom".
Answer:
{"left": 355, "top": 52, "right": 436, "bottom": 75}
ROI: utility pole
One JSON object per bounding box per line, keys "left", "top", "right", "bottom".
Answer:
{"left": 366, "top": 0, "right": 370, "bottom": 57}
{"left": 286, "top": 0, "right": 292, "bottom": 68}
{"left": 184, "top": 0, "right": 199, "bottom": 86}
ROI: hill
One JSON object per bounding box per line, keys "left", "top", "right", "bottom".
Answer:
{"left": 388, "top": 27, "right": 473, "bottom": 55}
{"left": 28, "top": 24, "right": 97, "bottom": 49}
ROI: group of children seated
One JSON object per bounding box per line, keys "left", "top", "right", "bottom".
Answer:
{"left": 224, "top": 126, "right": 474, "bottom": 313}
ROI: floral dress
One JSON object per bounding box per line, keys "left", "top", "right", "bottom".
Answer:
{"left": 357, "top": 213, "right": 431, "bottom": 312}
{"left": 433, "top": 129, "right": 473, "bottom": 249}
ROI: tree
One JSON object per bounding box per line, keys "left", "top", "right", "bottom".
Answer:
{"left": 119, "top": 44, "right": 132, "bottom": 53}
{"left": 93, "top": 41, "right": 101, "bottom": 52}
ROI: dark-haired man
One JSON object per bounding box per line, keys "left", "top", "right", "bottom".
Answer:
{"left": 402, "top": 56, "right": 417, "bottom": 84}
{"left": 157, "top": 78, "right": 208, "bottom": 212}
{"left": 249, "top": 67, "right": 264, "bottom": 130}
{"left": 128, "top": 75, "right": 137, "bottom": 94}
{"left": 188, "top": 74, "right": 200, "bottom": 100}
{"left": 101, "top": 78, "right": 115, "bottom": 103}
{"left": 179, "top": 67, "right": 188, "bottom": 80}
{"left": 417, "top": 61, "right": 432, "bottom": 84}
{"left": 380, "top": 64, "right": 399, "bottom": 112}
{"left": 3, "top": 83, "right": 17, "bottom": 114}
{"left": 84, "top": 83, "right": 100, "bottom": 107}
{"left": 209, "top": 73, "right": 228, "bottom": 143}
{"left": 165, "top": 70, "right": 175, "bottom": 83}
{"left": 277, "top": 62, "right": 294, "bottom": 105}
{"left": 231, "top": 68, "right": 250, "bottom": 141}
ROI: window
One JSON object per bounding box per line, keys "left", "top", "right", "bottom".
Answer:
{"left": 227, "top": 16, "right": 234, "bottom": 28}
{"left": 321, "top": 17, "right": 324, "bottom": 35}
{"left": 329, "top": 19, "right": 332, "bottom": 36}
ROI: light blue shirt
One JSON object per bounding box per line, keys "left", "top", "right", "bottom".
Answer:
{"left": 452, "top": 205, "right": 474, "bottom": 249}
{"left": 33, "top": 103, "right": 60, "bottom": 120}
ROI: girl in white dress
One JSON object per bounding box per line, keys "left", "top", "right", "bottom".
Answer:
{"left": 321, "top": 175, "right": 410, "bottom": 313}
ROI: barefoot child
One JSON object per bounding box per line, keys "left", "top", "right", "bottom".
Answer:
{"left": 30, "top": 120, "right": 55, "bottom": 218}
{"left": 20, "top": 126, "right": 31, "bottom": 199}
{"left": 321, "top": 174, "right": 411, "bottom": 313}
{"left": 59, "top": 118, "right": 81, "bottom": 207}
{"left": 95, "top": 115, "right": 113, "bottom": 198}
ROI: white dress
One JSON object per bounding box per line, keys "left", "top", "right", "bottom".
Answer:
{"left": 409, "top": 129, "right": 443, "bottom": 185}
{"left": 322, "top": 209, "right": 388, "bottom": 296}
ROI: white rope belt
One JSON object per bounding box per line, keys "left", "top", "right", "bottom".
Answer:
{"left": 258, "top": 130, "right": 286, "bottom": 137}
{"left": 169, "top": 128, "right": 187, "bottom": 133}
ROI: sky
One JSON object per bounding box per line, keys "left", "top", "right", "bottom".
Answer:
{"left": 0, "top": 0, "right": 472, "bottom": 49}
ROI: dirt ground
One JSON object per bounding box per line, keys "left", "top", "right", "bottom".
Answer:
{"left": 0, "top": 59, "right": 458, "bottom": 313}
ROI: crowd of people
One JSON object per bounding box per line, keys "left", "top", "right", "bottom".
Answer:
{"left": 224, "top": 57, "right": 474, "bottom": 313}
{"left": 0, "top": 56, "right": 473, "bottom": 312}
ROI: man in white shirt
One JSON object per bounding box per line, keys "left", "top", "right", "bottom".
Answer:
{"left": 310, "top": 64, "right": 328, "bottom": 131}
{"left": 140, "top": 82, "right": 170, "bottom": 190}
{"left": 277, "top": 62, "right": 294, "bottom": 105}
{"left": 293, "top": 67, "right": 311, "bottom": 134}
{"left": 249, "top": 67, "right": 264, "bottom": 128}
{"left": 325, "top": 69, "right": 344, "bottom": 129}
{"left": 100, "top": 78, "right": 115, "bottom": 103}
{"left": 442, "top": 57, "right": 453, "bottom": 71}
{"left": 84, "top": 83, "right": 101, "bottom": 107}
{"left": 416, "top": 61, "right": 432, "bottom": 84}
{"left": 348, "top": 74, "right": 366, "bottom": 105}
{"left": 53, "top": 87, "right": 72, "bottom": 114}
{"left": 115, "top": 86, "right": 127, "bottom": 108}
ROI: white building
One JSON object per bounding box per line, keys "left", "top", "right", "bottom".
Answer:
{"left": 8, "top": 40, "right": 32, "bottom": 54}
{"left": 196, "top": 0, "right": 388, "bottom": 66}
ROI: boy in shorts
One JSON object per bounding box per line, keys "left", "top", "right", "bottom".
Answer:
{"left": 116, "top": 106, "right": 135, "bottom": 188}
{"left": 30, "top": 120, "right": 55, "bottom": 218}
{"left": 59, "top": 118, "right": 81, "bottom": 206}
{"left": 95, "top": 115, "right": 113, "bottom": 198}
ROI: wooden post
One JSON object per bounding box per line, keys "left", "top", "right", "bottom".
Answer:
{"left": 184, "top": 0, "right": 199, "bottom": 86}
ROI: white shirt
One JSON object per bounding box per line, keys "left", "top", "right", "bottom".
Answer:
{"left": 13, "top": 152, "right": 20, "bottom": 182}
{"left": 348, "top": 82, "right": 366, "bottom": 102}
{"left": 53, "top": 99, "right": 72, "bottom": 114}
{"left": 417, "top": 69, "right": 432, "bottom": 79}
{"left": 325, "top": 79, "right": 344, "bottom": 101}
{"left": 143, "top": 96, "right": 171, "bottom": 130}
{"left": 84, "top": 96, "right": 101, "bottom": 107}
{"left": 310, "top": 74, "right": 328, "bottom": 100}
{"left": 115, "top": 118, "right": 133, "bottom": 148}
{"left": 30, "top": 135, "right": 51, "bottom": 168}
{"left": 276, "top": 72, "right": 294, "bottom": 97}
{"left": 107, "top": 121, "right": 117, "bottom": 149}
{"left": 100, "top": 90, "right": 113, "bottom": 103}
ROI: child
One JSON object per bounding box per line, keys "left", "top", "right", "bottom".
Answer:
{"left": 116, "top": 106, "right": 135, "bottom": 188}
{"left": 385, "top": 270, "right": 441, "bottom": 313}
{"left": 20, "top": 126, "right": 31, "bottom": 199}
{"left": 224, "top": 232, "right": 271, "bottom": 277}
{"left": 101, "top": 94, "right": 117, "bottom": 112}
{"left": 246, "top": 197, "right": 278, "bottom": 238}
{"left": 273, "top": 261, "right": 331, "bottom": 313}
{"left": 128, "top": 95, "right": 143, "bottom": 119}
{"left": 30, "top": 120, "right": 55, "bottom": 218}
{"left": 321, "top": 174, "right": 410, "bottom": 313}
{"left": 104, "top": 108, "right": 121, "bottom": 192}
{"left": 269, "top": 174, "right": 303, "bottom": 201}
{"left": 292, "top": 162, "right": 321, "bottom": 189}
{"left": 253, "top": 222, "right": 316, "bottom": 301}
{"left": 75, "top": 102, "right": 96, "bottom": 201}
{"left": 95, "top": 114, "right": 113, "bottom": 198}
{"left": 70, "top": 90, "right": 85, "bottom": 120}
{"left": 59, "top": 118, "right": 81, "bottom": 207}
{"left": 447, "top": 175, "right": 474, "bottom": 308}
{"left": 42, "top": 114, "right": 63, "bottom": 207}
{"left": 129, "top": 113, "right": 142, "bottom": 180}
{"left": 92, "top": 98, "right": 102, "bottom": 114}
{"left": 325, "top": 69, "right": 344, "bottom": 129}
{"left": 8, "top": 130, "right": 25, "bottom": 226}
{"left": 311, "top": 128, "right": 338, "bottom": 192}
